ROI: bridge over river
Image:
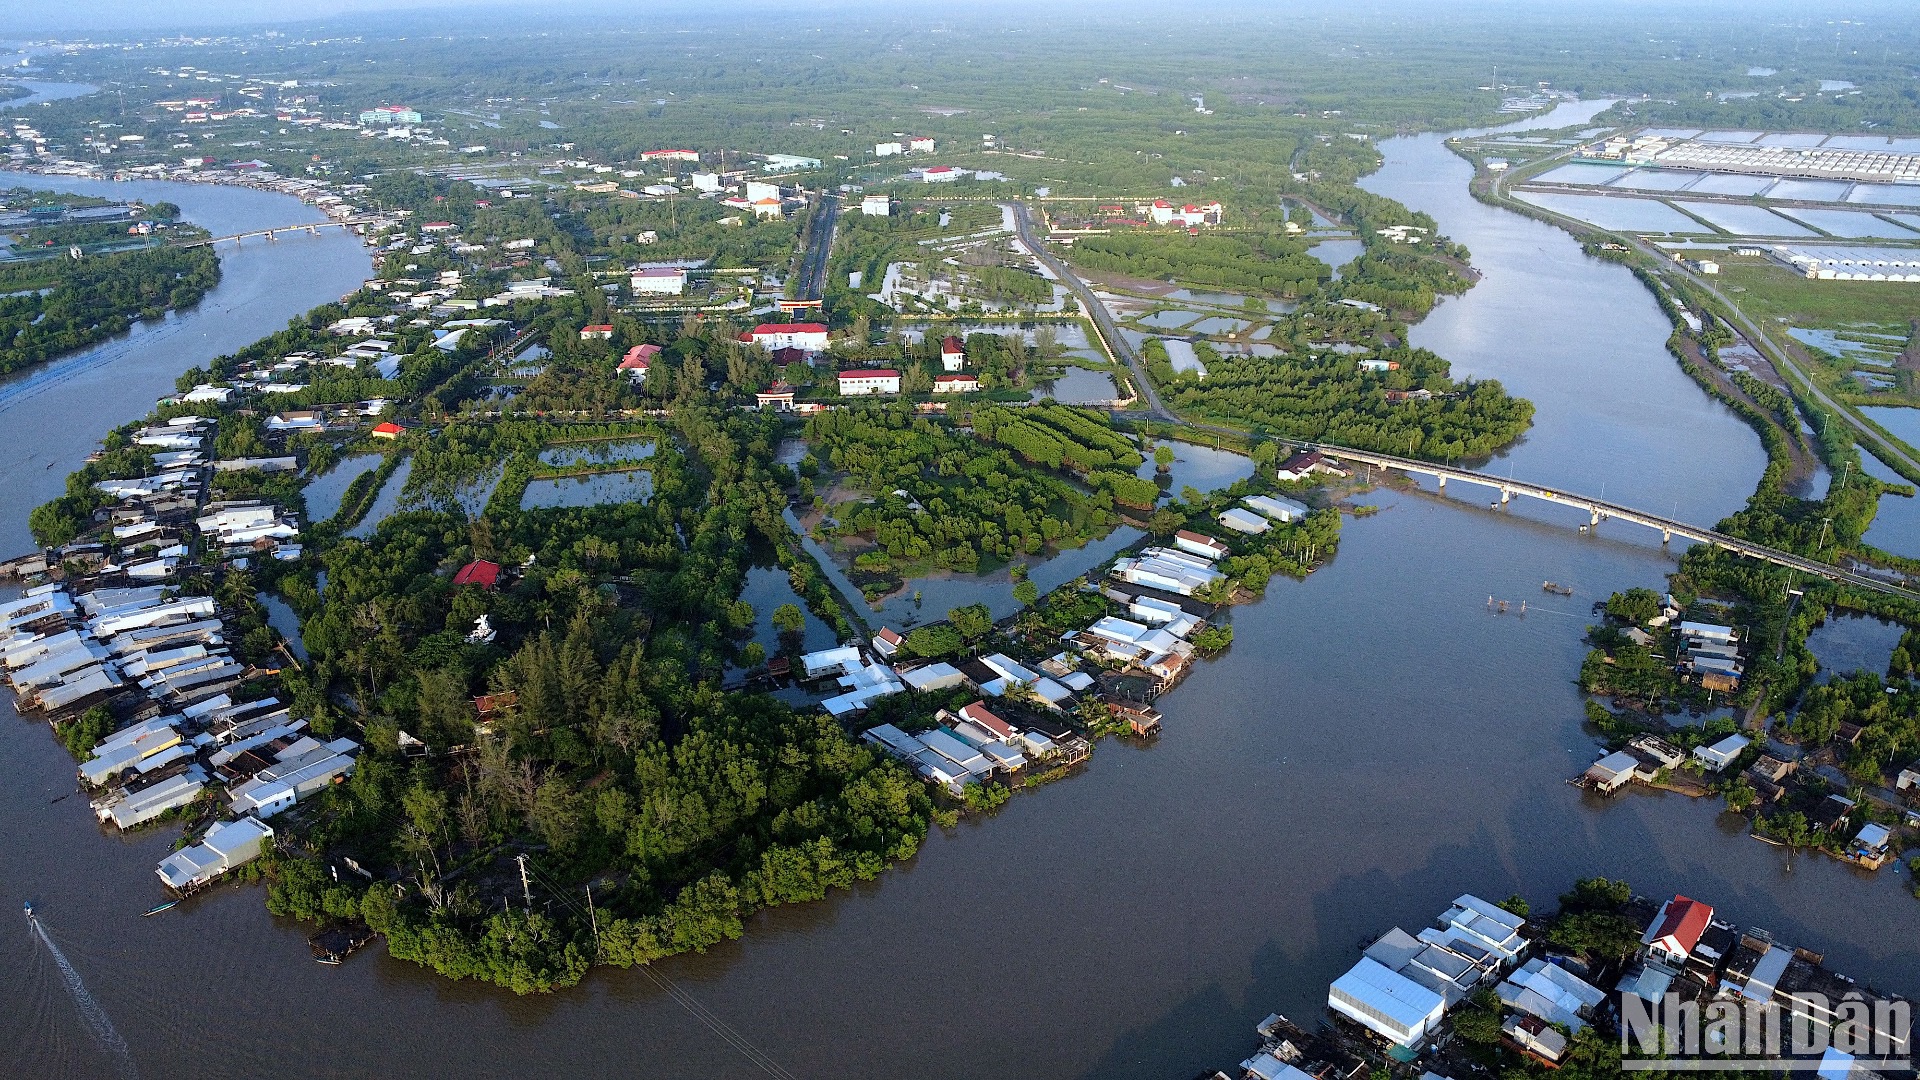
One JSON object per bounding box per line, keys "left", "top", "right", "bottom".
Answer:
{"left": 174, "top": 218, "right": 376, "bottom": 248}
{"left": 1314, "top": 445, "right": 1920, "bottom": 604}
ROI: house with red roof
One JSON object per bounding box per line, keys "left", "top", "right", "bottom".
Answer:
{"left": 1641, "top": 895, "right": 1713, "bottom": 968}
{"left": 370, "top": 421, "right": 406, "bottom": 440}
{"left": 618, "top": 344, "right": 661, "bottom": 384}
{"left": 932, "top": 373, "right": 979, "bottom": 394}
{"left": 1276, "top": 449, "right": 1351, "bottom": 483}
{"left": 838, "top": 369, "right": 900, "bottom": 396}
{"left": 579, "top": 324, "right": 614, "bottom": 340}
{"left": 940, "top": 335, "right": 966, "bottom": 372}
{"left": 957, "top": 701, "right": 1013, "bottom": 740}
{"left": 745, "top": 323, "right": 829, "bottom": 352}
{"left": 871, "top": 627, "right": 904, "bottom": 657}
{"left": 453, "top": 559, "right": 502, "bottom": 590}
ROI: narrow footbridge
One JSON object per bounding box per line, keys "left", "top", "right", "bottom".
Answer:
{"left": 1318, "top": 444, "right": 1920, "bottom": 603}
{"left": 177, "top": 218, "right": 376, "bottom": 248}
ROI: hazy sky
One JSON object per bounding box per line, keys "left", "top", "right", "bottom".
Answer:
{"left": 7, "top": 0, "right": 1899, "bottom": 36}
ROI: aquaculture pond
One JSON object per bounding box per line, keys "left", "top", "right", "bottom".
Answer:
{"left": 520, "top": 469, "right": 655, "bottom": 509}
{"left": 301, "top": 453, "right": 384, "bottom": 522}
{"left": 536, "top": 439, "right": 656, "bottom": 468}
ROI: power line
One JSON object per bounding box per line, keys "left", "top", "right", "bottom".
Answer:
{"left": 514, "top": 857, "right": 798, "bottom": 1080}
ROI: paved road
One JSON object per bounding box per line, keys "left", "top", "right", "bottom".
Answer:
{"left": 792, "top": 193, "right": 840, "bottom": 304}
{"left": 1008, "top": 202, "right": 1174, "bottom": 420}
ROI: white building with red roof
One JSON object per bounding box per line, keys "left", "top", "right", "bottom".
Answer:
{"left": 579, "top": 324, "right": 614, "bottom": 340}
{"left": 1148, "top": 200, "right": 1223, "bottom": 227}
{"left": 940, "top": 335, "right": 966, "bottom": 372}
{"left": 920, "top": 165, "right": 964, "bottom": 183}
{"left": 839, "top": 369, "right": 900, "bottom": 396}
{"left": 617, "top": 344, "right": 661, "bottom": 384}
{"left": 1641, "top": 895, "right": 1713, "bottom": 968}
{"left": 746, "top": 323, "right": 829, "bottom": 352}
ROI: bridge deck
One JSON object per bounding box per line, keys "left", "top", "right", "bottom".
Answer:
{"left": 1320, "top": 445, "right": 1920, "bottom": 604}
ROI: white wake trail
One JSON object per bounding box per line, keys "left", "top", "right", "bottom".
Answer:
{"left": 28, "top": 915, "right": 139, "bottom": 1079}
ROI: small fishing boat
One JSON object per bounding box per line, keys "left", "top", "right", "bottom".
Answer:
{"left": 142, "top": 900, "right": 179, "bottom": 918}
{"left": 23, "top": 900, "right": 33, "bottom": 921}
{"left": 1542, "top": 581, "right": 1574, "bottom": 596}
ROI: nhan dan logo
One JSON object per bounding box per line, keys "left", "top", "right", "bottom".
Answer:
{"left": 1620, "top": 989, "right": 1911, "bottom": 1073}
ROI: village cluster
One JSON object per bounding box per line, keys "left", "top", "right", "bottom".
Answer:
{"left": 1213, "top": 889, "right": 1911, "bottom": 1080}
{"left": 1578, "top": 605, "right": 1920, "bottom": 874}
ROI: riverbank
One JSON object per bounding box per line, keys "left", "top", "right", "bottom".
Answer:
{"left": 1442, "top": 122, "right": 1920, "bottom": 889}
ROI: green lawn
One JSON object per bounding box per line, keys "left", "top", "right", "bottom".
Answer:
{"left": 1716, "top": 259, "right": 1920, "bottom": 332}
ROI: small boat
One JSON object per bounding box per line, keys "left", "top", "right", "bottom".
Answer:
{"left": 1542, "top": 581, "right": 1574, "bottom": 596}
{"left": 23, "top": 900, "right": 33, "bottom": 922}
{"left": 142, "top": 900, "right": 179, "bottom": 918}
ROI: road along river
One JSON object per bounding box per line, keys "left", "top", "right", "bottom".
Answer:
{"left": 3, "top": 108, "right": 1915, "bottom": 1080}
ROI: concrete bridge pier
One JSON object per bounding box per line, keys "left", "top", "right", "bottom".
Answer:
{"left": 1662, "top": 528, "right": 1672, "bottom": 544}
{"left": 1499, "top": 487, "right": 1511, "bottom": 505}
{"left": 1436, "top": 475, "right": 1446, "bottom": 490}
{"left": 1589, "top": 509, "right": 1602, "bottom": 527}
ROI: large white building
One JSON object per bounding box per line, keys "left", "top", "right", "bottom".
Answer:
{"left": 630, "top": 267, "right": 687, "bottom": 295}
{"left": 745, "top": 323, "right": 829, "bottom": 352}
{"left": 1149, "top": 200, "right": 1223, "bottom": 226}
{"left": 861, "top": 193, "right": 891, "bottom": 217}
{"left": 1328, "top": 957, "right": 1448, "bottom": 1048}
{"left": 838, "top": 369, "right": 901, "bottom": 396}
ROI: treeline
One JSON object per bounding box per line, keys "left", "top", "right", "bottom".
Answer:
{"left": 1068, "top": 233, "right": 1328, "bottom": 296}
{"left": 1158, "top": 346, "right": 1535, "bottom": 461}
{"left": 0, "top": 246, "right": 220, "bottom": 375}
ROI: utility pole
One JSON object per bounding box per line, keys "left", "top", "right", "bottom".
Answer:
{"left": 586, "top": 882, "right": 600, "bottom": 946}
{"left": 516, "top": 854, "right": 532, "bottom": 909}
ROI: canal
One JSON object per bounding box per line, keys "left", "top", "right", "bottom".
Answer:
{"left": 4, "top": 106, "right": 1917, "bottom": 1080}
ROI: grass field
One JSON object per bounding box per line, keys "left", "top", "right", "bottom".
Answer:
{"left": 1716, "top": 258, "right": 1920, "bottom": 331}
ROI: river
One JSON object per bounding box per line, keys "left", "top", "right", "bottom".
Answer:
{"left": 0, "top": 174, "right": 372, "bottom": 1078}
{"left": 5, "top": 107, "right": 1917, "bottom": 1080}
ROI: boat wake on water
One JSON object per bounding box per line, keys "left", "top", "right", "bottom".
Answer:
{"left": 25, "top": 903, "right": 139, "bottom": 1079}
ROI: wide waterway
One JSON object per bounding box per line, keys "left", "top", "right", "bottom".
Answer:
{"left": 6, "top": 106, "right": 1919, "bottom": 1080}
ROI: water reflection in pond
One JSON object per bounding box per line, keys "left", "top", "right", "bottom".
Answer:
{"left": 1138, "top": 309, "right": 1200, "bottom": 329}
{"left": 1161, "top": 288, "right": 1296, "bottom": 314}
{"left": 537, "top": 440, "right": 655, "bottom": 468}
{"left": 521, "top": 469, "right": 654, "bottom": 509}
{"left": 303, "top": 453, "right": 383, "bottom": 522}
{"left": 1857, "top": 449, "right": 1920, "bottom": 560}
{"left": 739, "top": 563, "right": 841, "bottom": 657}
{"left": 346, "top": 456, "right": 413, "bottom": 538}
{"left": 1312, "top": 238, "right": 1365, "bottom": 280}
{"left": 1029, "top": 366, "right": 1119, "bottom": 403}
{"left": 1804, "top": 613, "right": 1906, "bottom": 682}
{"left": 1138, "top": 442, "right": 1255, "bottom": 494}
{"left": 258, "top": 593, "right": 308, "bottom": 662}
